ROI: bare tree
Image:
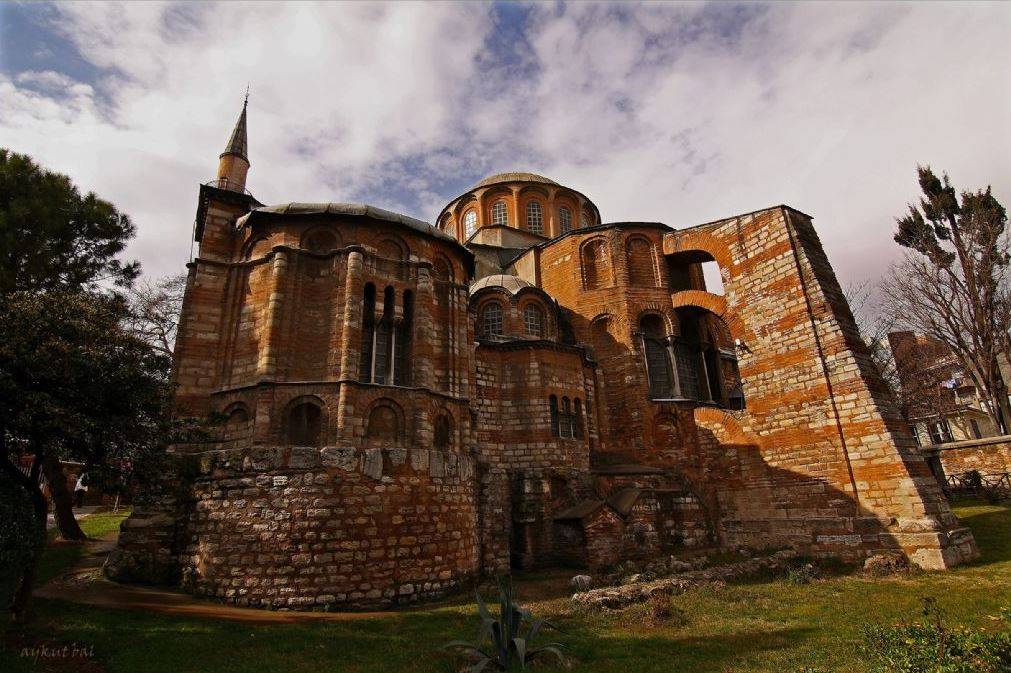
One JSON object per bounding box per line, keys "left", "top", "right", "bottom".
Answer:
{"left": 124, "top": 273, "right": 187, "bottom": 358}
{"left": 846, "top": 281, "right": 901, "bottom": 398}
{"left": 881, "top": 166, "right": 1011, "bottom": 433}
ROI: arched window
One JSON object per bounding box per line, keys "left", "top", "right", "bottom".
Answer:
{"left": 480, "top": 302, "right": 503, "bottom": 340}
{"left": 434, "top": 413, "right": 453, "bottom": 451}
{"left": 582, "top": 239, "right": 611, "bottom": 290}
{"left": 287, "top": 401, "right": 322, "bottom": 447}
{"left": 366, "top": 404, "right": 400, "bottom": 445}
{"left": 581, "top": 210, "right": 594, "bottom": 228}
{"left": 626, "top": 237, "right": 657, "bottom": 286}
{"left": 464, "top": 210, "right": 477, "bottom": 238}
{"left": 394, "top": 290, "right": 413, "bottom": 386}
{"left": 491, "top": 200, "right": 508, "bottom": 226}
{"left": 526, "top": 201, "right": 543, "bottom": 235}
{"left": 523, "top": 304, "right": 544, "bottom": 338}
{"left": 674, "top": 309, "right": 714, "bottom": 403}
{"left": 359, "top": 283, "right": 377, "bottom": 382}
{"left": 549, "top": 396, "right": 560, "bottom": 436}
{"left": 640, "top": 315, "right": 674, "bottom": 400}
{"left": 559, "top": 206, "right": 572, "bottom": 234}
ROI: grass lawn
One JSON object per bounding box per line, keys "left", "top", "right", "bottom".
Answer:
{"left": 3, "top": 501, "right": 1010, "bottom": 673}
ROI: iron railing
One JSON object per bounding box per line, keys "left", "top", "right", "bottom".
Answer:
{"left": 944, "top": 470, "right": 1011, "bottom": 501}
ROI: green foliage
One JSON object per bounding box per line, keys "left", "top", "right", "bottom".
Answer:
{"left": 860, "top": 597, "right": 1011, "bottom": 673}
{"left": 445, "top": 576, "right": 566, "bottom": 671}
{"left": 0, "top": 291, "right": 172, "bottom": 616}
{"left": 0, "top": 148, "right": 139, "bottom": 294}
{"left": 894, "top": 165, "right": 1008, "bottom": 268}
{"left": 0, "top": 474, "right": 42, "bottom": 611}
{"left": 0, "top": 291, "right": 172, "bottom": 495}
{"left": 786, "top": 563, "right": 820, "bottom": 585}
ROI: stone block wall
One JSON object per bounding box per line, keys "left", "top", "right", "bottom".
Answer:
{"left": 113, "top": 444, "right": 478, "bottom": 610}
{"left": 666, "top": 207, "right": 978, "bottom": 568}
{"left": 931, "top": 436, "right": 1011, "bottom": 476}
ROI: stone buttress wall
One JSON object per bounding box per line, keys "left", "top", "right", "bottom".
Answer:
{"left": 666, "top": 207, "right": 978, "bottom": 568}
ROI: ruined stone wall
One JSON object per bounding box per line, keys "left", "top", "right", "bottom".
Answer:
{"left": 666, "top": 207, "right": 977, "bottom": 568}
{"left": 116, "top": 445, "right": 477, "bottom": 610}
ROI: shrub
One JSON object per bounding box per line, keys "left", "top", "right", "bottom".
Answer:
{"left": 444, "top": 576, "right": 566, "bottom": 671}
{"left": 860, "top": 598, "right": 1011, "bottom": 673}
{"left": 786, "top": 563, "right": 819, "bottom": 585}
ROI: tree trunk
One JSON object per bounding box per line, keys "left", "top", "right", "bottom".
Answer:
{"left": 42, "top": 454, "right": 87, "bottom": 541}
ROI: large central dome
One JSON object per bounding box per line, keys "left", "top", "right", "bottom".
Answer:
{"left": 474, "top": 172, "right": 559, "bottom": 189}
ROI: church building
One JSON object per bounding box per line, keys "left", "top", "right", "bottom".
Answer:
{"left": 107, "top": 102, "right": 978, "bottom": 610}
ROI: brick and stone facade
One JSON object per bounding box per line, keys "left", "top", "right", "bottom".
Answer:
{"left": 106, "top": 111, "right": 977, "bottom": 610}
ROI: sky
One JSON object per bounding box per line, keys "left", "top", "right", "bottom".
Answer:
{"left": 1, "top": 1, "right": 1009, "bottom": 288}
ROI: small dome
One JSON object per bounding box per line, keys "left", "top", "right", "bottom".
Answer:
{"left": 470, "top": 274, "right": 534, "bottom": 294}
{"left": 474, "top": 172, "right": 559, "bottom": 189}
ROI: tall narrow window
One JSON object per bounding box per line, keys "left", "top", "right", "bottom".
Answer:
{"left": 549, "top": 396, "right": 560, "bottom": 436}
{"left": 288, "top": 402, "right": 322, "bottom": 447}
{"left": 559, "top": 206, "right": 572, "bottom": 234}
{"left": 359, "top": 283, "right": 376, "bottom": 382}
{"left": 480, "top": 302, "right": 503, "bottom": 340}
{"left": 561, "top": 397, "right": 573, "bottom": 438}
{"left": 394, "top": 290, "right": 413, "bottom": 386}
{"left": 673, "top": 311, "right": 711, "bottom": 402}
{"left": 491, "top": 200, "right": 508, "bottom": 226}
{"left": 464, "top": 210, "right": 477, "bottom": 238}
{"left": 640, "top": 315, "right": 673, "bottom": 399}
{"left": 526, "top": 201, "right": 543, "bottom": 234}
{"left": 434, "top": 414, "right": 453, "bottom": 450}
{"left": 523, "top": 304, "right": 544, "bottom": 338}
{"left": 374, "top": 287, "right": 395, "bottom": 384}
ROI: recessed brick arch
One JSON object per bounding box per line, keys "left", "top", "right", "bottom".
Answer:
{"left": 670, "top": 289, "right": 755, "bottom": 343}
{"left": 664, "top": 230, "right": 735, "bottom": 279}
{"left": 693, "top": 407, "right": 757, "bottom": 446}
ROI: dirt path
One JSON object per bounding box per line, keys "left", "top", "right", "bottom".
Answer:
{"left": 36, "top": 532, "right": 402, "bottom": 624}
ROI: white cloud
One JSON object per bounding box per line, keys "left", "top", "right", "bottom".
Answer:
{"left": 1, "top": 1, "right": 1008, "bottom": 288}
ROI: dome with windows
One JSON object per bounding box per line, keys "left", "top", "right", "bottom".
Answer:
{"left": 470, "top": 274, "right": 534, "bottom": 294}
{"left": 437, "top": 171, "right": 601, "bottom": 245}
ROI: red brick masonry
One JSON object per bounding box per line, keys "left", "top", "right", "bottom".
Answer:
{"left": 106, "top": 179, "right": 977, "bottom": 611}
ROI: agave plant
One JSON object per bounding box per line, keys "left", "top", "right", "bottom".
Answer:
{"left": 445, "top": 576, "right": 566, "bottom": 671}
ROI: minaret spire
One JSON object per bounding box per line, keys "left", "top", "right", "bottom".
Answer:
{"left": 216, "top": 91, "right": 250, "bottom": 192}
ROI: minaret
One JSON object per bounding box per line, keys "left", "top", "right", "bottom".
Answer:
{"left": 216, "top": 92, "right": 249, "bottom": 192}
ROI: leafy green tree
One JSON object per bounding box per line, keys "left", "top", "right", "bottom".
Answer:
{"left": 0, "top": 291, "right": 171, "bottom": 620}
{"left": 884, "top": 166, "right": 1011, "bottom": 433}
{"left": 0, "top": 148, "right": 139, "bottom": 294}
{"left": 0, "top": 147, "right": 148, "bottom": 543}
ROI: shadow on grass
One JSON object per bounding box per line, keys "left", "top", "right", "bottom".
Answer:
{"left": 951, "top": 501, "right": 1011, "bottom": 567}
{"left": 9, "top": 597, "right": 818, "bottom": 673}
